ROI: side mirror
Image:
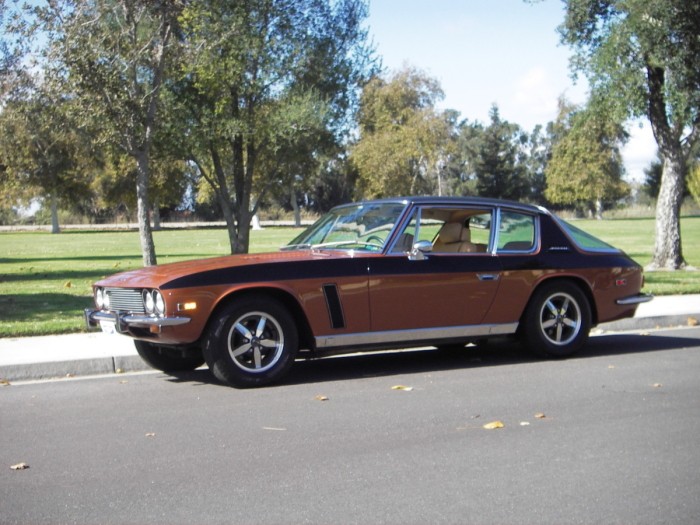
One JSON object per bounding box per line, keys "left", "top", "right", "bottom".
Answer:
{"left": 409, "top": 240, "right": 433, "bottom": 261}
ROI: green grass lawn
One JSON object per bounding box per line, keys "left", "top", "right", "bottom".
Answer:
{"left": 1, "top": 217, "right": 698, "bottom": 338}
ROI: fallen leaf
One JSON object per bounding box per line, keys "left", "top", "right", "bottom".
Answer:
{"left": 483, "top": 421, "right": 504, "bottom": 430}
{"left": 534, "top": 413, "right": 546, "bottom": 419}
{"left": 391, "top": 385, "right": 413, "bottom": 391}
{"left": 652, "top": 383, "right": 662, "bottom": 388}
{"left": 314, "top": 395, "right": 329, "bottom": 401}
{"left": 64, "top": 281, "right": 72, "bottom": 288}
{"left": 10, "top": 462, "right": 29, "bottom": 470}
{"left": 115, "top": 368, "right": 124, "bottom": 374}
{"left": 0, "top": 379, "right": 10, "bottom": 386}
{"left": 145, "top": 432, "right": 156, "bottom": 438}
{"left": 688, "top": 317, "right": 698, "bottom": 327}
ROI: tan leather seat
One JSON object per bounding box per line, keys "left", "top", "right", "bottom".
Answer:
{"left": 433, "top": 222, "right": 479, "bottom": 253}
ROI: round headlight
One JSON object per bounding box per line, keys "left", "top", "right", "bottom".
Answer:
{"left": 95, "top": 288, "right": 104, "bottom": 309}
{"left": 154, "top": 290, "right": 165, "bottom": 316}
{"left": 143, "top": 289, "right": 155, "bottom": 314}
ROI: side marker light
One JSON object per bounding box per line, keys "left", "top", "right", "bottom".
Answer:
{"left": 178, "top": 302, "right": 197, "bottom": 312}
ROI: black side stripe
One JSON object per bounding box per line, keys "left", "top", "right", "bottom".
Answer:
{"left": 323, "top": 284, "right": 346, "bottom": 329}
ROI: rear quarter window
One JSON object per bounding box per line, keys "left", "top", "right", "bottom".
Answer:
{"left": 496, "top": 211, "right": 536, "bottom": 252}
{"left": 557, "top": 218, "right": 620, "bottom": 253}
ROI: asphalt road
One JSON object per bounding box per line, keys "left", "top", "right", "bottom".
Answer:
{"left": 2, "top": 327, "right": 700, "bottom": 525}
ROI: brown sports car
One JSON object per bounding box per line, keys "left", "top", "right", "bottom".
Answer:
{"left": 86, "top": 197, "right": 652, "bottom": 387}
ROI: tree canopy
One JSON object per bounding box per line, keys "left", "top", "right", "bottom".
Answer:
{"left": 560, "top": 0, "right": 700, "bottom": 268}
{"left": 176, "top": 0, "right": 375, "bottom": 253}
{"left": 545, "top": 100, "right": 629, "bottom": 218}
{"left": 351, "top": 67, "right": 453, "bottom": 198}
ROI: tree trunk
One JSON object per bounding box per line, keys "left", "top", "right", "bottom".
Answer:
{"left": 218, "top": 193, "right": 238, "bottom": 255}
{"left": 290, "top": 185, "right": 301, "bottom": 227}
{"left": 594, "top": 198, "right": 603, "bottom": 220}
{"left": 645, "top": 62, "right": 687, "bottom": 271}
{"left": 650, "top": 153, "right": 686, "bottom": 270}
{"left": 152, "top": 200, "right": 161, "bottom": 231}
{"left": 135, "top": 152, "right": 157, "bottom": 266}
{"left": 50, "top": 194, "right": 60, "bottom": 234}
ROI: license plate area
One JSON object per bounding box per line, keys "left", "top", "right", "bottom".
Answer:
{"left": 99, "top": 320, "right": 116, "bottom": 334}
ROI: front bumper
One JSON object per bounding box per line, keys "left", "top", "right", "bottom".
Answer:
{"left": 616, "top": 293, "right": 654, "bottom": 306}
{"left": 85, "top": 308, "right": 191, "bottom": 334}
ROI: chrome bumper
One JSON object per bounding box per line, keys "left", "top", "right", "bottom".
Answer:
{"left": 616, "top": 293, "right": 654, "bottom": 306}
{"left": 85, "top": 308, "right": 191, "bottom": 333}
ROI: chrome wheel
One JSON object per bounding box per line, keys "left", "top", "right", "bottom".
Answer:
{"left": 521, "top": 281, "right": 591, "bottom": 358}
{"left": 204, "top": 295, "right": 299, "bottom": 388}
{"left": 227, "top": 311, "right": 284, "bottom": 373}
{"left": 538, "top": 292, "right": 582, "bottom": 346}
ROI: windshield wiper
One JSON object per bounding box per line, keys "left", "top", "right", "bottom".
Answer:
{"left": 280, "top": 243, "right": 312, "bottom": 251}
{"left": 282, "top": 240, "right": 382, "bottom": 251}
{"left": 311, "top": 240, "right": 381, "bottom": 250}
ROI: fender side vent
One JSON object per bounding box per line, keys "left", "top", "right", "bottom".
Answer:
{"left": 323, "top": 284, "right": 346, "bottom": 329}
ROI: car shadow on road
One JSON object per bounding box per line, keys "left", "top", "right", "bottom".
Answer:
{"left": 166, "top": 328, "right": 700, "bottom": 388}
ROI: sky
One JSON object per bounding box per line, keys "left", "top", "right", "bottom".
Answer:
{"left": 366, "top": 0, "right": 657, "bottom": 181}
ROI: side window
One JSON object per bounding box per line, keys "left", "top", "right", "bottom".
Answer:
{"left": 466, "top": 213, "right": 492, "bottom": 250}
{"left": 390, "top": 210, "right": 419, "bottom": 253}
{"left": 391, "top": 206, "right": 496, "bottom": 254}
{"left": 496, "top": 211, "right": 536, "bottom": 252}
{"left": 426, "top": 208, "right": 491, "bottom": 254}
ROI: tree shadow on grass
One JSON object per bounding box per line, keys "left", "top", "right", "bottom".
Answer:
{"left": 0, "top": 254, "right": 213, "bottom": 265}
{"left": 0, "top": 293, "right": 92, "bottom": 323}
{"left": 0, "top": 269, "right": 118, "bottom": 284}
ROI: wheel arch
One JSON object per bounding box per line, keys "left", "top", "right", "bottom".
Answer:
{"left": 524, "top": 276, "right": 598, "bottom": 326}
{"left": 203, "top": 286, "right": 315, "bottom": 352}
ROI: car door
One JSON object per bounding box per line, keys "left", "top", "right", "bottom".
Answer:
{"left": 367, "top": 205, "right": 502, "bottom": 333}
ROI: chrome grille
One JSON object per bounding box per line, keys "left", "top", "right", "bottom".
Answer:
{"left": 105, "top": 288, "right": 145, "bottom": 314}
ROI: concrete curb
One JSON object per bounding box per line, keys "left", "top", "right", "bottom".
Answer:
{"left": 2, "top": 311, "right": 697, "bottom": 383}
{"left": 598, "top": 314, "right": 698, "bottom": 333}
{"left": 0, "top": 355, "right": 148, "bottom": 382}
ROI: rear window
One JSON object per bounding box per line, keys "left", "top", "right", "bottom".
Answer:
{"left": 557, "top": 219, "right": 619, "bottom": 252}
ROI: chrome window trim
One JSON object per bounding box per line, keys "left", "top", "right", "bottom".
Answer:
{"left": 387, "top": 204, "right": 498, "bottom": 256}
{"left": 494, "top": 207, "right": 541, "bottom": 255}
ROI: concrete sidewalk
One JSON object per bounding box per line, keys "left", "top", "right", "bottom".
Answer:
{"left": 1, "top": 295, "right": 698, "bottom": 383}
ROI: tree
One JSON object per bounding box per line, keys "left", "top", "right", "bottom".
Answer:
{"left": 351, "top": 67, "right": 454, "bottom": 198}
{"left": 0, "top": 93, "right": 92, "bottom": 232}
{"left": 524, "top": 124, "right": 550, "bottom": 205}
{"left": 18, "top": 0, "right": 184, "bottom": 265}
{"left": 469, "top": 105, "right": 529, "bottom": 201}
{"left": 545, "top": 102, "right": 629, "bottom": 218}
{"left": 177, "top": 0, "right": 374, "bottom": 253}
{"left": 559, "top": 0, "right": 700, "bottom": 269}
{"left": 689, "top": 164, "right": 700, "bottom": 207}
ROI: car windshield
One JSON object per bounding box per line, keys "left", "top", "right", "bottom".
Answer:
{"left": 283, "top": 202, "right": 407, "bottom": 252}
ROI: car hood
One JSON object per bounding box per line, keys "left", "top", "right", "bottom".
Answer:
{"left": 95, "top": 249, "right": 362, "bottom": 289}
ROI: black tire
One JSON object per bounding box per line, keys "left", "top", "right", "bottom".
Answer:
{"left": 134, "top": 340, "right": 205, "bottom": 372}
{"left": 203, "top": 295, "right": 299, "bottom": 388}
{"left": 520, "top": 281, "right": 591, "bottom": 358}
